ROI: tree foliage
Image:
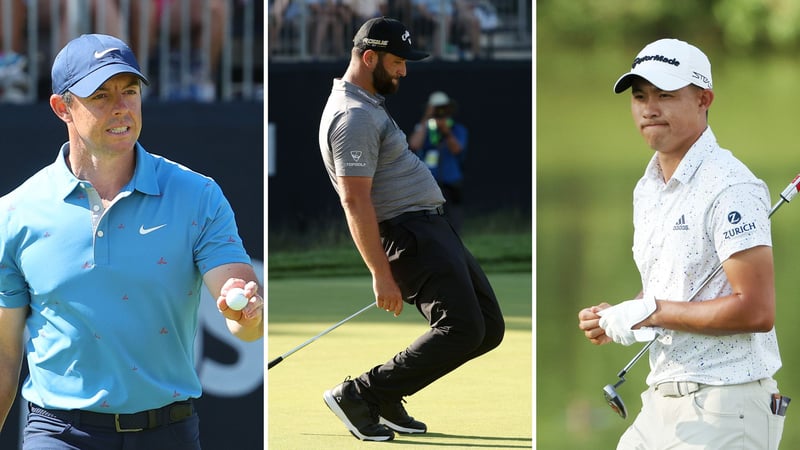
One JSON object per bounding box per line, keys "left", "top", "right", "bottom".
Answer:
{"left": 537, "top": 0, "right": 800, "bottom": 53}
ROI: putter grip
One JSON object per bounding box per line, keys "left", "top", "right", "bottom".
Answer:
{"left": 267, "top": 357, "right": 283, "bottom": 370}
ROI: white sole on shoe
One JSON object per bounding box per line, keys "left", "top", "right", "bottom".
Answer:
{"left": 323, "top": 389, "right": 394, "bottom": 441}
{"left": 379, "top": 417, "right": 427, "bottom": 434}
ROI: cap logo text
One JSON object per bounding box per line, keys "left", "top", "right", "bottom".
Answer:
{"left": 631, "top": 54, "right": 680, "bottom": 69}
{"left": 692, "top": 71, "right": 711, "bottom": 88}
{"left": 363, "top": 38, "right": 388, "bottom": 48}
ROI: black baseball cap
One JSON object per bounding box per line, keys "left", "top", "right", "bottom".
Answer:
{"left": 353, "top": 17, "right": 429, "bottom": 61}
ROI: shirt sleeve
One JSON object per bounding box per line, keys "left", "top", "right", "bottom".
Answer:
{"left": 192, "top": 180, "right": 252, "bottom": 275}
{"left": 0, "top": 200, "right": 30, "bottom": 308}
{"left": 329, "top": 107, "right": 380, "bottom": 178}
{"left": 710, "top": 181, "right": 772, "bottom": 262}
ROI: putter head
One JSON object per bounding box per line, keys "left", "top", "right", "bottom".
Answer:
{"left": 603, "top": 384, "right": 627, "bottom": 419}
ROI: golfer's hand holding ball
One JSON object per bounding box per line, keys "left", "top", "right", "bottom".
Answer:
{"left": 218, "top": 280, "right": 262, "bottom": 322}
{"left": 226, "top": 287, "right": 249, "bottom": 311}
{"left": 598, "top": 296, "right": 658, "bottom": 346}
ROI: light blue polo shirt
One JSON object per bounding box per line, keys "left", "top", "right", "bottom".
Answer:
{"left": 0, "top": 143, "right": 251, "bottom": 413}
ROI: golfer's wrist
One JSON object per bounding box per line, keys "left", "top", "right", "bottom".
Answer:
{"left": 641, "top": 298, "right": 659, "bottom": 327}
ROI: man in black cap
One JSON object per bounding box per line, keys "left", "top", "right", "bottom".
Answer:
{"left": 318, "top": 17, "right": 505, "bottom": 441}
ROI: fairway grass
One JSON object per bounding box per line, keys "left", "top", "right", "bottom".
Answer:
{"left": 267, "top": 273, "right": 532, "bottom": 449}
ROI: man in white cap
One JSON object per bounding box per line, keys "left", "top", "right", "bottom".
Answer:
{"left": 409, "top": 90, "right": 469, "bottom": 232}
{"left": 0, "top": 34, "right": 263, "bottom": 449}
{"left": 577, "top": 38, "right": 786, "bottom": 448}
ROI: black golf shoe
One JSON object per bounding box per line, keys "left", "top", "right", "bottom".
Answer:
{"left": 379, "top": 399, "right": 427, "bottom": 434}
{"left": 323, "top": 378, "right": 395, "bottom": 441}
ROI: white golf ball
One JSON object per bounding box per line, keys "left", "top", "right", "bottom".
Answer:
{"left": 225, "top": 287, "right": 249, "bottom": 311}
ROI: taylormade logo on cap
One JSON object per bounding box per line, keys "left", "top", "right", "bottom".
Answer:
{"left": 613, "top": 38, "right": 712, "bottom": 94}
{"left": 631, "top": 54, "right": 680, "bottom": 69}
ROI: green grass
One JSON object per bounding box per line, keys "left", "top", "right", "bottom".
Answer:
{"left": 538, "top": 45, "right": 800, "bottom": 449}
{"left": 268, "top": 210, "right": 532, "bottom": 279}
{"left": 267, "top": 273, "right": 532, "bottom": 449}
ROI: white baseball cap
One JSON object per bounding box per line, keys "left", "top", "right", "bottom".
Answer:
{"left": 613, "top": 38, "right": 712, "bottom": 94}
{"left": 428, "top": 91, "right": 451, "bottom": 107}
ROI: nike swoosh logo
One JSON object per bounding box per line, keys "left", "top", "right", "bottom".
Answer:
{"left": 94, "top": 48, "right": 119, "bottom": 59}
{"left": 139, "top": 224, "right": 167, "bottom": 235}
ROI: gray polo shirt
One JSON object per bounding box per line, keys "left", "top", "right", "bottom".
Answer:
{"left": 319, "top": 78, "right": 444, "bottom": 222}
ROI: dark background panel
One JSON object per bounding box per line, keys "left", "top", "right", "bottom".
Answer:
{"left": 267, "top": 60, "right": 533, "bottom": 231}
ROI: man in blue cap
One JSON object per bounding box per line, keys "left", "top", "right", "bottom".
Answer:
{"left": 0, "top": 34, "right": 263, "bottom": 449}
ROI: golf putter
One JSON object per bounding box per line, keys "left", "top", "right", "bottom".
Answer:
{"left": 603, "top": 173, "right": 800, "bottom": 419}
{"left": 268, "top": 302, "right": 375, "bottom": 370}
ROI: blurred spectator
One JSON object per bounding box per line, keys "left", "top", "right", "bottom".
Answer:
{"left": 413, "top": 0, "right": 480, "bottom": 59}
{"left": 343, "top": 0, "right": 387, "bottom": 25}
{"left": 42, "top": 0, "right": 125, "bottom": 48}
{"left": 472, "top": 0, "right": 499, "bottom": 33}
{"left": 412, "top": 0, "right": 451, "bottom": 58}
{"left": 268, "top": 0, "right": 292, "bottom": 56}
{"left": 134, "top": 0, "right": 230, "bottom": 100}
{"left": 0, "top": 0, "right": 261, "bottom": 103}
{"left": 0, "top": 0, "right": 28, "bottom": 103}
{"left": 385, "top": 0, "right": 413, "bottom": 27}
{"left": 308, "top": 0, "right": 352, "bottom": 59}
{"left": 408, "top": 91, "right": 469, "bottom": 232}
{"left": 452, "top": 0, "right": 481, "bottom": 58}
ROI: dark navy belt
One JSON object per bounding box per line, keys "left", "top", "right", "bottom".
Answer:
{"left": 29, "top": 400, "right": 194, "bottom": 432}
{"left": 380, "top": 206, "right": 445, "bottom": 228}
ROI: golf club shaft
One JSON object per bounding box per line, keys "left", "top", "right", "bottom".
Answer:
{"left": 267, "top": 302, "right": 375, "bottom": 370}
{"left": 617, "top": 173, "right": 800, "bottom": 378}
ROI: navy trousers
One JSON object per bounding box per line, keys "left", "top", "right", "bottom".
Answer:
{"left": 23, "top": 403, "right": 201, "bottom": 450}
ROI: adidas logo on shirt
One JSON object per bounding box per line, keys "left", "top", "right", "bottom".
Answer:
{"left": 673, "top": 214, "right": 689, "bottom": 231}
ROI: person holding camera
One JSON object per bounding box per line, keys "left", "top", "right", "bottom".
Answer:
{"left": 409, "top": 91, "right": 468, "bottom": 232}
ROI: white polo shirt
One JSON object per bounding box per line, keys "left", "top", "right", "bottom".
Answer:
{"left": 632, "top": 127, "right": 782, "bottom": 386}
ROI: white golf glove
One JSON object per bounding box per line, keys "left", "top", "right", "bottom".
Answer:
{"left": 598, "top": 296, "right": 658, "bottom": 346}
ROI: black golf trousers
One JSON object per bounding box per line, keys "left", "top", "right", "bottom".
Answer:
{"left": 355, "top": 212, "right": 505, "bottom": 403}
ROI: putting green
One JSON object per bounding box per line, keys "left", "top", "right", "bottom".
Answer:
{"left": 267, "top": 273, "right": 532, "bottom": 449}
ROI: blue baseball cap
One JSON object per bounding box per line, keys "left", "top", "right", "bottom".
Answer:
{"left": 52, "top": 34, "right": 149, "bottom": 96}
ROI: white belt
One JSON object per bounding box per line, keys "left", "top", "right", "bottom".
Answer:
{"left": 655, "top": 381, "right": 702, "bottom": 397}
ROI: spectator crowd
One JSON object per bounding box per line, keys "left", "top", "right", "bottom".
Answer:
{"left": 268, "top": 0, "right": 501, "bottom": 60}
{"left": 0, "top": 0, "right": 261, "bottom": 103}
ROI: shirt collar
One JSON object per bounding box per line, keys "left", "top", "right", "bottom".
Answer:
{"left": 53, "top": 142, "right": 161, "bottom": 200}
{"left": 644, "top": 126, "right": 716, "bottom": 186}
{"left": 333, "top": 78, "right": 384, "bottom": 107}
